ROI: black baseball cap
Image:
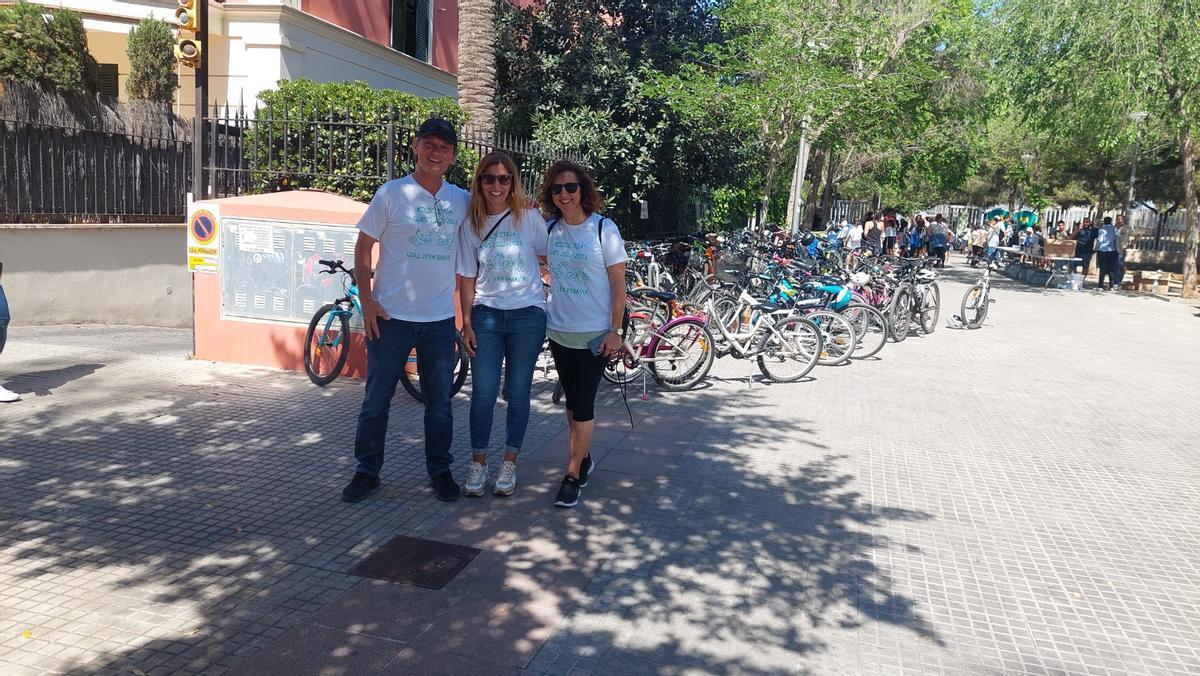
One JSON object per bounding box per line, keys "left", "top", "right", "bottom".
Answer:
{"left": 416, "top": 118, "right": 458, "bottom": 146}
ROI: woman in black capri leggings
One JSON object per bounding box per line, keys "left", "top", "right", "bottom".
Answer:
{"left": 541, "top": 160, "right": 627, "bottom": 508}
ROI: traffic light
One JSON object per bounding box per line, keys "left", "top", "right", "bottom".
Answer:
{"left": 175, "top": 0, "right": 199, "bottom": 31}
{"left": 176, "top": 0, "right": 202, "bottom": 69}
{"left": 175, "top": 39, "right": 202, "bottom": 68}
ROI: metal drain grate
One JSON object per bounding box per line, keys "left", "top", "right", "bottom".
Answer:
{"left": 348, "top": 535, "right": 480, "bottom": 590}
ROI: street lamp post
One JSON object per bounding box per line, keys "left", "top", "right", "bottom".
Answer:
{"left": 1126, "top": 111, "right": 1148, "bottom": 231}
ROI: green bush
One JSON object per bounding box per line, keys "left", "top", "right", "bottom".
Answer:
{"left": 245, "top": 79, "right": 471, "bottom": 201}
{"left": 126, "top": 19, "right": 176, "bottom": 102}
{"left": 0, "top": 1, "right": 98, "bottom": 96}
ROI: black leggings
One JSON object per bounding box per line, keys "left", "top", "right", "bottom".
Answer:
{"left": 549, "top": 339, "right": 607, "bottom": 422}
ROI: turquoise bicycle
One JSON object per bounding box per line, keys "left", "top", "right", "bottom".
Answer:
{"left": 303, "top": 259, "right": 469, "bottom": 402}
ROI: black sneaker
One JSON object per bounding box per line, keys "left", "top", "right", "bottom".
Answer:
{"left": 554, "top": 475, "right": 582, "bottom": 508}
{"left": 578, "top": 455, "right": 596, "bottom": 487}
{"left": 430, "top": 472, "right": 462, "bottom": 502}
{"left": 341, "top": 472, "right": 380, "bottom": 503}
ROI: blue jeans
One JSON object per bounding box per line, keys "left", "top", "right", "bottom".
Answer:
{"left": 0, "top": 284, "right": 8, "bottom": 357}
{"left": 1115, "top": 250, "right": 1127, "bottom": 287}
{"left": 0, "top": 284, "right": 9, "bottom": 355}
{"left": 469, "top": 304, "right": 546, "bottom": 453}
{"left": 354, "top": 317, "right": 456, "bottom": 479}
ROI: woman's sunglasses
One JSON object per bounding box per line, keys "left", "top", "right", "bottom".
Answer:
{"left": 550, "top": 182, "right": 580, "bottom": 195}
{"left": 480, "top": 174, "right": 512, "bottom": 186}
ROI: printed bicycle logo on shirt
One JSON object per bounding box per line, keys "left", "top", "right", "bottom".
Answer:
{"left": 408, "top": 228, "right": 455, "bottom": 248}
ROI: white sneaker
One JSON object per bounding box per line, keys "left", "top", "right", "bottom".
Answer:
{"left": 0, "top": 384, "right": 19, "bottom": 403}
{"left": 493, "top": 461, "right": 517, "bottom": 496}
{"left": 463, "top": 461, "right": 488, "bottom": 497}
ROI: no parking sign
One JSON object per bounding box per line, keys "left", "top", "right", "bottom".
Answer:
{"left": 187, "top": 202, "right": 220, "bottom": 273}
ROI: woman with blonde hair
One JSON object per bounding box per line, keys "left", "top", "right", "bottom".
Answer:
{"left": 457, "top": 152, "right": 549, "bottom": 497}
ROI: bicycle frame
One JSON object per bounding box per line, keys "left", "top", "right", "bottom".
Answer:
{"left": 704, "top": 291, "right": 790, "bottom": 358}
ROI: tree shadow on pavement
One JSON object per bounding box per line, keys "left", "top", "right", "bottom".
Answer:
{"left": 0, "top": 353, "right": 940, "bottom": 675}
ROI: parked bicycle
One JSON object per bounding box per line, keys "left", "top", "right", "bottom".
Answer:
{"left": 303, "top": 259, "right": 470, "bottom": 402}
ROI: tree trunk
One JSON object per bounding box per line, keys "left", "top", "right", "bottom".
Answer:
{"left": 802, "top": 147, "right": 827, "bottom": 230}
{"left": 1181, "top": 125, "right": 1199, "bottom": 298}
{"left": 760, "top": 157, "right": 778, "bottom": 231}
{"left": 457, "top": 0, "right": 496, "bottom": 136}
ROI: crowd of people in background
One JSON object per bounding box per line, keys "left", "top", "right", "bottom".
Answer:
{"left": 822, "top": 208, "right": 1139, "bottom": 290}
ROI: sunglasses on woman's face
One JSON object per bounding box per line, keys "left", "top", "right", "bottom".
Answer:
{"left": 481, "top": 173, "right": 512, "bottom": 186}
{"left": 550, "top": 182, "right": 580, "bottom": 195}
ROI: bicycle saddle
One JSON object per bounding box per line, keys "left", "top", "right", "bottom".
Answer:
{"left": 631, "top": 288, "right": 677, "bottom": 302}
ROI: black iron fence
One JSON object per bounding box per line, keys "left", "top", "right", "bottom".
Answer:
{"left": 203, "top": 102, "right": 583, "bottom": 204}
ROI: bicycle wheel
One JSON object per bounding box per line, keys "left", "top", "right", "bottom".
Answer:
{"left": 919, "top": 282, "right": 941, "bottom": 335}
{"left": 303, "top": 303, "right": 351, "bottom": 386}
{"left": 842, "top": 303, "right": 887, "bottom": 360}
{"left": 756, "top": 315, "right": 821, "bottom": 382}
{"left": 810, "top": 310, "right": 857, "bottom": 366}
{"left": 888, "top": 284, "right": 914, "bottom": 342}
{"left": 648, "top": 319, "right": 714, "bottom": 391}
{"left": 400, "top": 332, "right": 471, "bottom": 404}
{"left": 961, "top": 283, "right": 988, "bottom": 329}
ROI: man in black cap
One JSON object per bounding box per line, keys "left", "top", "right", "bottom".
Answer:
{"left": 342, "top": 118, "right": 470, "bottom": 503}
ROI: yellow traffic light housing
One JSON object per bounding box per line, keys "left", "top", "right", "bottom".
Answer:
{"left": 175, "top": 38, "right": 202, "bottom": 68}
{"left": 175, "top": 0, "right": 201, "bottom": 68}
{"left": 175, "top": 8, "right": 198, "bottom": 32}
{"left": 176, "top": 0, "right": 199, "bottom": 31}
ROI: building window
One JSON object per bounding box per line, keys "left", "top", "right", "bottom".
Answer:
{"left": 97, "top": 64, "right": 119, "bottom": 99}
{"left": 391, "top": 0, "right": 430, "bottom": 62}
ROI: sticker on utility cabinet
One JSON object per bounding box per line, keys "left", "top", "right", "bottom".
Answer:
{"left": 187, "top": 205, "right": 220, "bottom": 273}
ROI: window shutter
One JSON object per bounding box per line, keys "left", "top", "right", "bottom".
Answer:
{"left": 98, "top": 64, "right": 119, "bottom": 99}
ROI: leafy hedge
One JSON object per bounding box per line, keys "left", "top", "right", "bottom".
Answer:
{"left": 244, "top": 79, "right": 474, "bottom": 201}
{"left": 0, "top": 1, "right": 98, "bottom": 96}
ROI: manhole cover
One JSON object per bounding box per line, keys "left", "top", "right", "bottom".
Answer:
{"left": 349, "top": 535, "right": 481, "bottom": 589}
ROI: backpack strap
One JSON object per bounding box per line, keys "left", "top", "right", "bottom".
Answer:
{"left": 547, "top": 215, "right": 608, "bottom": 245}
{"left": 481, "top": 210, "right": 511, "bottom": 246}
{"left": 477, "top": 210, "right": 512, "bottom": 276}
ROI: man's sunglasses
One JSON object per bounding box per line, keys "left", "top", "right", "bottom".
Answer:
{"left": 550, "top": 182, "right": 580, "bottom": 195}
{"left": 480, "top": 174, "right": 512, "bottom": 186}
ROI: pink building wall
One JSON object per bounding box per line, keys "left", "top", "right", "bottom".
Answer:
{"left": 302, "top": 0, "right": 460, "bottom": 76}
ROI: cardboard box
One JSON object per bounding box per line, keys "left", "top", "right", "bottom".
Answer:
{"left": 1042, "top": 240, "right": 1077, "bottom": 258}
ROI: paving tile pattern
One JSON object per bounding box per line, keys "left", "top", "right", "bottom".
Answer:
{"left": 1, "top": 263, "right": 1198, "bottom": 675}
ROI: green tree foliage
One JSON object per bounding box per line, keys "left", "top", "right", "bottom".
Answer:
{"left": 496, "top": 0, "right": 734, "bottom": 233}
{"left": 125, "top": 19, "right": 176, "bottom": 103}
{"left": 652, "top": 0, "right": 984, "bottom": 225}
{"left": 0, "top": 1, "right": 98, "bottom": 96}
{"left": 246, "top": 79, "right": 470, "bottom": 201}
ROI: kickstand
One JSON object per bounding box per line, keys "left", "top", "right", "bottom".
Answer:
{"left": 641, "top": 368, "right": 649, "bottom": 401}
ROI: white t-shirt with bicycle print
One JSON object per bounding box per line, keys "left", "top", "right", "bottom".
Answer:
{"left": 456, "top": 208, "right": 548, "bottom": 310}
{"left": 546, "top": 213, "right": 627, "bottom": 333}
{"left": 356, "top": 174, "right": 469, "bottom": 322}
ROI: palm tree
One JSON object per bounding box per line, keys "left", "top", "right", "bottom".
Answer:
{"left": 457, "top": 0, "right": 497, "bottom": 138}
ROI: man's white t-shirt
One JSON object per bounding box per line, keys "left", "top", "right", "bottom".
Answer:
{"left": 546, "top": 213, "right": 628, "bottom": 333}
{"left": 357, "top": 174, "right": 469, "bottom": 322}
{"left": 456, "top": 208, "right": 548, "bottom": 310}
{"left": 987, "top": 227, "right": 1001, "bottom": 248}
{"left": 847, "top": 225, "right": 864, "bottom": 249}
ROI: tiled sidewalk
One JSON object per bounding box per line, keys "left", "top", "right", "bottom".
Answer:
{"left": 1, "top": 266, "right": 1199, "bottom": 675}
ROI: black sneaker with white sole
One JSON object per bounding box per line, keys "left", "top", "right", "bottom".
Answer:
{"left": 578, "top": 454, "right": 595, "bottom": 487}
{"left": 554, "top": 475, "right": 582, "bottom": 508}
